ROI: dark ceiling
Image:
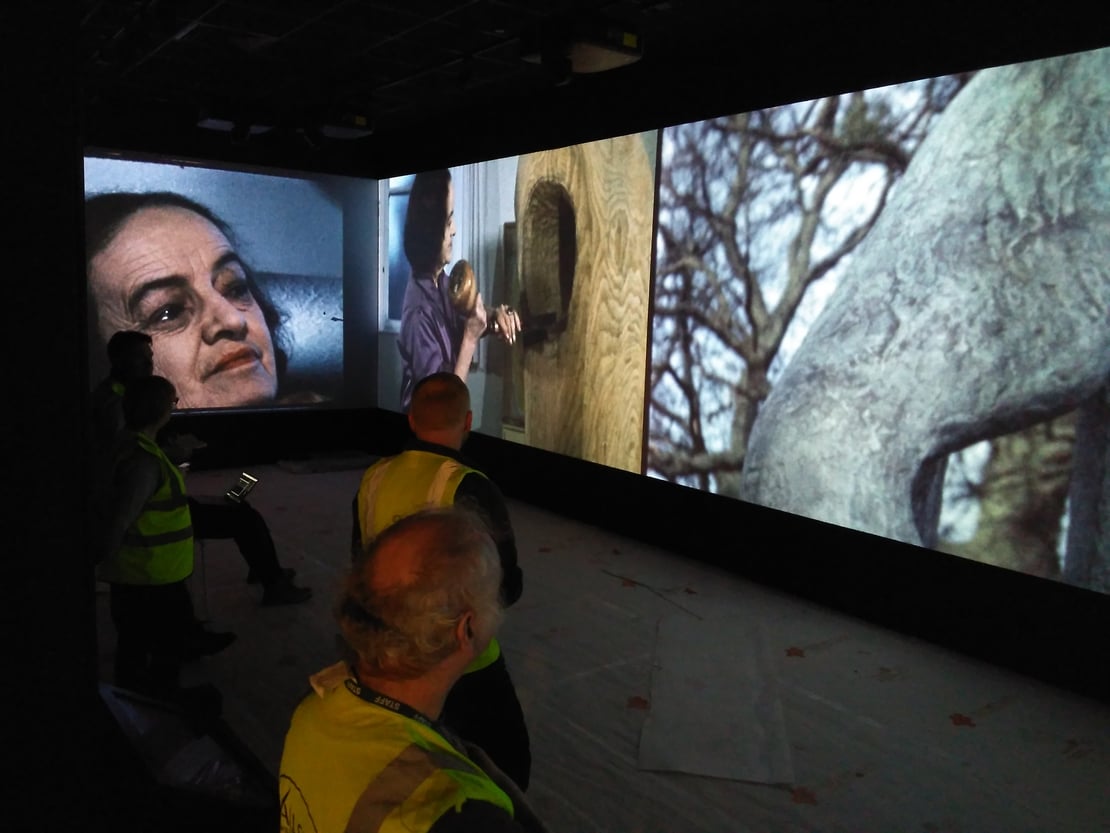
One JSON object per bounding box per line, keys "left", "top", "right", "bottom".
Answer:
{"left": 78, "top": 0, "right": 1110, "bottom": 175}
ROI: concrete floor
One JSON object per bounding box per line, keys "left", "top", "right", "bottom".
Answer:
{"left": 96, "top": 462, "right": 1110, "bottom": 833}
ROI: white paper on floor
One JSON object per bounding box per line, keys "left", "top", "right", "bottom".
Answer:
{"left": 637, "top": 615, "right": 794, "bottom": 785}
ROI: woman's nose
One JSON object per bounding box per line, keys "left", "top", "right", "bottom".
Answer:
{"left": 202, "top": 294, "right": 249, "bottom": 342}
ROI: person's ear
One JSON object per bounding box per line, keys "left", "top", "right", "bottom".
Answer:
{"left": 457, "top": 611, "right": 476, "bottom": 650}
{"left": 408, "top": 411, "right": 418, "bottom": 433}
{"left": 464, "top": 410, "right": 473, "bottom": 432}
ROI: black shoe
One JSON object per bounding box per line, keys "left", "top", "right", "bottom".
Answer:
{"left": 247, "top": 566, "right": 296, "bottom": 585}
{"left": 261, "top": 580, "right": 313, "bottom": 606}
{"left": 181, "top": 629, "right": 237, "bottom": 661}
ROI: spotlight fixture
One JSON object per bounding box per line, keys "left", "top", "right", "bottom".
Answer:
{"left": 196, "top": 100, "right": 273, "bottom": 138}
{"left": 319, "top": 101, "right": 374, "bottom": 140}
{"left": 319, "top": 112, "right": 374, "bottom": 140}
{"left": 566, "top": 19, "right": 642, "bottom": 73}
{"left": 522, "top": 15, "right": 643, "bottom": 76}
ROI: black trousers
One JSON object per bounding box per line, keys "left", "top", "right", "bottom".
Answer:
{"left": 109, "top": 580, "right": 193, "bottom": 694}
{"left": 188, "top": 496, "right": 284, "bottom": 584}
{"left": 441, "top": 653, "right": 532, "bottom": 791}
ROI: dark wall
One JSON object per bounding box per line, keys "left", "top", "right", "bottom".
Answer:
{"left": 7, "top": 5, "right": 144, "bottom": 830}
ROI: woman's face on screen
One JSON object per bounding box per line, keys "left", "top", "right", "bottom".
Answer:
{"left": 89, "top": 206, "right": 278, "bottom": 409}
{"left": 439, "top": 181, "right": 456, "bottom": 269}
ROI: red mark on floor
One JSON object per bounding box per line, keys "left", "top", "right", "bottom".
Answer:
{"left": 949, "top": 713, "right": 976, "bottom": 727}
{"left": 538, "top": 546, "right": 551, "bottom": 552}
{"left": 627, "top": 695, "right": 650, "bottom": 710}
{"left": 683, "top": 587, "right": 697, "bottom": 594}
{"left": 621, "top": 578, "right": 637, "bottom": 587}
{"left": 791, "top": 787, "right": 818, "bottom": 805}
{"left": 786, "top": 646, "right": 806, "bottom": 657}
{"left": 611, "top": 547, "right": 621, "bottom": 554}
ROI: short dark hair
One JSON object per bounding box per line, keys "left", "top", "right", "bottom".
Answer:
{"left": 105, "top": 330, "right": 152, "bottom": 370}
{"left": 122, "top": 375, "right": 176, "bottom": 430}
{"left": 84, "top": 191, "right": 289, "bottom": 385}
{"left": 402, "top": 169, "right": 452, "bottom": 274}
{"left": 410, "top": 372, "right": 470, "bottom": 431}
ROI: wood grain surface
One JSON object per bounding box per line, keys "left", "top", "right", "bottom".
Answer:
{"left": 515, "top": 134, "right": 655, "bottom": 473}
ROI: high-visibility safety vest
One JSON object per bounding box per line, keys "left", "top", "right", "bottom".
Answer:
{"left": 355, "top": 450, "right": 501, "bottom": 673}
{"left": 98, "top": 433, "right": 194, "bottom": 585}
{"left": 279, "top": 680, "right": 514, "bottom": 833}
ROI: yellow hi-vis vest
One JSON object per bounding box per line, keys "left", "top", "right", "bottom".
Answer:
{"left": 355, "top": 450, "right": 501, "bottom": 673}
{"left": 279, "top": 678, "right": 514, "bottom": 833}
{"left": 99, "top": 433, "right": 194, "bottom": 585}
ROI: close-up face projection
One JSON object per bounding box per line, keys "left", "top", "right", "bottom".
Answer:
{"left": 83, "top": 159, "right": 359, "bottom": 411}
{"left": 88, "top": 204, "right": 279, "bottom": 409}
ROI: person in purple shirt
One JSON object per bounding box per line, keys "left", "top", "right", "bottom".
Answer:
{"left": 398, "top": 168, "right": 520, "bottom": 412}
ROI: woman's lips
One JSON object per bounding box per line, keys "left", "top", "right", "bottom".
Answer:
{"left": 205, "top": 347, "right": 261, "bottom": 378}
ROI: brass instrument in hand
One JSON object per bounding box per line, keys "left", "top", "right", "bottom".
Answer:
{"left": 448, "top": 259, "right": 551, "bottom": 343}
{"left": 449, "top": 259, "right": 504, "bottom": 337}
{"left": 448, "top": 260, "right": 478, "bottom": 313}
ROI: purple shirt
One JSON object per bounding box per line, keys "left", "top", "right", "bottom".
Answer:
{"left": 397, "top": 269, "right": 467, "bottom": 411}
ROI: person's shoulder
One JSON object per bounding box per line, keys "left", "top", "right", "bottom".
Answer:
{"left": 118, "top": 436, "right": 157, "bottom": 466}
{"left": 357, "top": 453, "right": 398, "bottom": 487}
{"left": 457, "top": 467, "right": 498, "bottom": 498}
{"left": 402, "top": 272, "right": 437, "bottom": 303}
{"left": 112, "top": 436, "right": 162, "bottom": 488}
{"left": 89, "top": 377, "right": 121, "bottom": 407}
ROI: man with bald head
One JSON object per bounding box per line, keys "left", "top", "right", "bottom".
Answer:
{"left": 352, "top": 371, "right": 530, "bottom": 790}
{"left": 281, "top": 507, "right": 547, "bottom": 833}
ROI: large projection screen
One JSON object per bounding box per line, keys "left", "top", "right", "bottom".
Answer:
{"left": 84, "top": 156, "right": 378, "bottom": 411}
{"left": 377, "top": 131, "right": 659, "bottom": 475}
{"left": 647, "top": 46, "right": 1110, "bottom": 595}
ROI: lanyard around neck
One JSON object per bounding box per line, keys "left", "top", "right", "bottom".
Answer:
{"left": 344, "top": 674, "right": 438, "bottom": 731}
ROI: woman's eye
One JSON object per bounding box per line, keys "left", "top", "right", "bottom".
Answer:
{"left": 216, "top": 269, "right": 255, "bottom": 306}
{"left": 141, "top": 301, "right": 190, "bottom": 330}
{"left": 225, "top": 279, "right": 253, "bottom": 302}
{"left": 150, "top": 304, "right": 181, "bottom": 324}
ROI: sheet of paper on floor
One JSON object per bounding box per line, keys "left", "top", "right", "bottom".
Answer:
{"left": 638, "top": 615, "right": 794, "bottom": 785}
